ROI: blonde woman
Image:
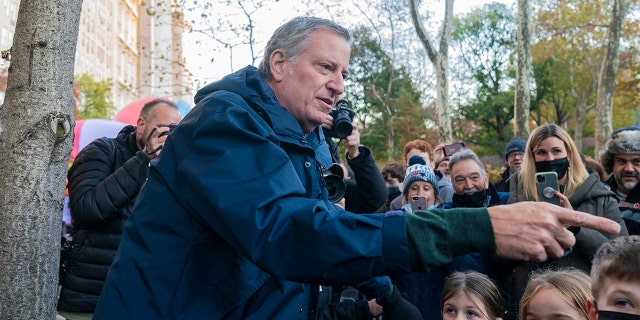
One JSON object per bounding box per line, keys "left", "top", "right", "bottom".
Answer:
{"left": 504, "top": 124, "right": 627, "bottom": 319}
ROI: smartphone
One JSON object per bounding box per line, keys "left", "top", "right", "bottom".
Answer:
{"left": 411, "top": 195, "right": 428, "bottom": 211}
{"left": 443, "top": 142, "right": 465, "bottom": 157}
{"left": 536, "top": 171, "right": 560, "bottom": 206}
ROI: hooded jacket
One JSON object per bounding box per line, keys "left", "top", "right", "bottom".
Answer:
{"left": 93, "top": 66, "right": 495, "bottom": 319}
{"left": 58, "top": 126, "right": 149, "bottom": 312}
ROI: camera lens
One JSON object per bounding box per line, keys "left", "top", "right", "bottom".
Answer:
{"left": 537, "top": 175, "right": 545, "bottom": 183}
{"left": 332, "top": 111, "right": 353, "bottom": 139}
{"left": 324, "top": 174, "right": 346, "bottom": 203}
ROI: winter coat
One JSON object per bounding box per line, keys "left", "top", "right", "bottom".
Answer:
{"left": 343, "top": 146, "right": 388, "bottom": 214}
{"left": 93, "top": 66, "right": 495, "bottom": 320}
{"left": 605, "top": 175, "right": 640, "bottom": 235}
{"left": 57, "top": 126, "right": 149, "bottom": 312}
{"left": 502, "top": 173, "right": 627, "bottom": 320}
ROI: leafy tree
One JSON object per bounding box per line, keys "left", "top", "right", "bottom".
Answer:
{"left": 514, "top": 0, "right": 532, "bottom": 139}
{"left": 595, "top": 0, "right": 632, "bottom": 153}
{"left": 74, "top": 73, "right": 116, "bottom": 119}
{"left": 450, "top": 3, "right": 517, "bottom": 152}
{"left": 532, "top": 0, "right": 639, "bottom": 153}
{"left": 408, "top": 0, "right": 454, "bottom": 144}
{"left": 0, "top": 1, "right": 82, "bottom": 318}
{"left": 347, "top": 26, "right": 425, "bottom": 161}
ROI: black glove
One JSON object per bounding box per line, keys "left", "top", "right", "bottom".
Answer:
{"left": 376, "top": 285, "right": 423, "bottom": 320}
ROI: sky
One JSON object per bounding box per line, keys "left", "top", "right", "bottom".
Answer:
{"left": 183, "top": 0, "right": 515, "bottom": 90}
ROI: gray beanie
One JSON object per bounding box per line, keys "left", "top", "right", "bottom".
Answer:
{"left": 599, "top": 129, "right": 640, "bottom": 174}
{"left": 403, "top": 155, "right": 439, "bottom": 196}
{"left": 504, "top": 137, "right": 527, "bottom": 160}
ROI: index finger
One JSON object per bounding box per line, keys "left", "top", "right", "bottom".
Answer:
{"left": 556, "top": 208, "right": 621, "bottom": 235}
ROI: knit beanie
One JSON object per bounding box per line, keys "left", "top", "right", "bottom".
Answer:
{"left": 504, "top": 137, "right": 527, "bottom": 160}
{"left": 599, "top": 128, "right": 640, "bottom": 174}
{"left": 403, "top": 155, "right": 439, "bottom": 196}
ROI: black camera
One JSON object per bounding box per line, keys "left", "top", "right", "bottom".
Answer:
{"left": 158, "top": 123, "right": 179, "bottom": 137}
{"left": 324, "top": 99, "right": 355, "bottom": 139}
{"left": 323, "top": 173, "right": 346, "bottom": 203}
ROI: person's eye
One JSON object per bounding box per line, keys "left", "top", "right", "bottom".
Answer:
{"left": 633, "top": 159, "right": 640, "bottom": 165}
{"left": 614, "top": 298, "right": 633, "bottom": 308}
{"left": 444, "top": 307, "right": 456, "bottom": 315}
{"left": 321, "top": 64, "right": 333, "bottom": 71}
{"left": 467, "top": 310, "right": 480, "bottom": 318}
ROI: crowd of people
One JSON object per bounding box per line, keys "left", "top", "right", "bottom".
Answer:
{"left": 56, "top": 16, "right": 639, "bottom": 320}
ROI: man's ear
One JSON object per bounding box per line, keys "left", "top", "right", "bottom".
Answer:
{"left": 269, "top": 49, "right": 287, "bottom": 82}
{"left": 587, "top": 299, "right": 598, "bottom": 320}
{"left": 136, "top": 117, "right": 145, "bottom": 132}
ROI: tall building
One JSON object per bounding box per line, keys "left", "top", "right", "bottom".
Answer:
{"left": 0, "top": 0, "right": 192, "bottom": 109}
{"left": 0, "top": 0, "right": 18, "bottom": 103}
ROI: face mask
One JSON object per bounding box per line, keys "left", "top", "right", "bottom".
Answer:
{"left": 452, "top": 189, "right": 487, "bottom": 208}
{"left": 535, "top": 157, "right": 570, "bottom": 180}
{"left": 598, "top": 310, "right": 640, "bottom": 320}
{"left": 387, "top": 186, "right": 401, "bottom": 201}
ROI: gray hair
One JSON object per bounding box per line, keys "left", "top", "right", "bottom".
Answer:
{"left": 448, "top": 148, "right": 486, "bottom": 176}
{"left": 257, "top": 16, "right": 352, "bottom": 81}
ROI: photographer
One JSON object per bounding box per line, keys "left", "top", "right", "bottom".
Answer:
{"left": 58, "top": 99, "right": 181, "bottom": 317}
{"left": 323, "top": 103, "right": 388, "bottom": 213}
{"left": 322, "top": 103, "right": 421, "bottom": 319}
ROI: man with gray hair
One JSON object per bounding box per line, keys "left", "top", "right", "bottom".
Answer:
{"left": 93, "top": 16, "right": 619, "bottom": 319}
{"left": 445, "top": 148, "right": 502, "bottom": 209}
{"left": 600, "top": 126, "right": 640, "bottom": 234}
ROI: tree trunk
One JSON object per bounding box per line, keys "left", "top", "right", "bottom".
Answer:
{"left": 408, "top": 0, "right": 453, "bottom": 143}
{"left": 595, "top": 0, "right": 628, "bottom": 154}
{"left": 0, "top": 1, "right": 82, "bottom": 318}
{"left": 514, "top": 0, "right": 531, "bottom": 139}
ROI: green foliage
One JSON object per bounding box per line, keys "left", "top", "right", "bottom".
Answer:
{"left": 450, "top": 2, "right": 517, "bottom": 155}
{"left": 74, "top": 73, "right": 116, "bottom": 120}
{"left": 346, "top": 26, "right": 425, "bottom": 162}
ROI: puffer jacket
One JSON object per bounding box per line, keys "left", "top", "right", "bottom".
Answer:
{"left": 57, "top": 126, "right": 149, "bottom": 312}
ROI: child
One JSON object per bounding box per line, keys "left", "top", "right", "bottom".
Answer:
{"left": 588, "top": 235, "right": 640, "bottom": 319}
{"left": 441, "top": 271, "right": 504, "bottom": 320}
{"left": 519, "top": 268, "right": 591, "bottom": 320}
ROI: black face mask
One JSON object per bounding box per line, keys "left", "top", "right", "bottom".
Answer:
{"left": 387, "top": 186, "right": 401, "bottom": 201}
{"left": 535, "top": 157, "right": 570, "bottom": 180}
{"left": 599, "top": 310, "right": 640, "bottom": 320}
{"left": 452, "top": 189, "right": 487, "bottom": 208}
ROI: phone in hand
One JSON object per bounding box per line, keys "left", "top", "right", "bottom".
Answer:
{"left": 536, "top": 171, "right": 560, "bottom": 206}
{"left": 443, "top": 142, "right": 465, "bottom": 157}
{"left": 410, "top": 195, "right": 428, "bottom": 211}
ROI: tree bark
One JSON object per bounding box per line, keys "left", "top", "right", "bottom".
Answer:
{"left": 595, "top": 0, "right": 628, "bottom": 154}
{"left": 514, "top": 0, "right": 531, "bottom": 139}
{"left": 408, "top": 0, "right": 453, "bottom": 143}
{"left": 0, "top": 1, "right": 82, "bottom": 318}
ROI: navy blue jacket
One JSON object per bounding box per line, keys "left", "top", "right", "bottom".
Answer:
{"left": 94, "top": 67, "right": 411, "bottom": 319}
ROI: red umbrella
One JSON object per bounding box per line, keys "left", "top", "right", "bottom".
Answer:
{"left": 113, "top": 96, "right": 158, "bottom": 125}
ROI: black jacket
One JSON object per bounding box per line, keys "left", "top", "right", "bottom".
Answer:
{"left": 344, "top": 146, "right": 387, "bottom": 214}
{"left": 57, "top": 125, "right": 149, "bottom": 312}
{"left": 606, "top": 175, "right": 640, "bottom": 235}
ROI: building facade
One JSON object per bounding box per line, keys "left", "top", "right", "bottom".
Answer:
{"left": 0, "top": 0, "right": 192, "bottom": 109}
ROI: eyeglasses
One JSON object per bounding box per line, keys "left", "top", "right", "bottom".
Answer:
{"left": 508, "top": 152, "right": 525, "bottom": 159}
